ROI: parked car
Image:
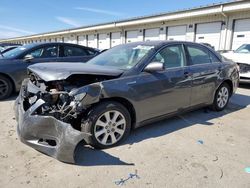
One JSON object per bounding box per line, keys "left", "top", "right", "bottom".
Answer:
{"left": 15, "top": 41, "right": 239, "bottom": 163}
{"left": 0, "top": 42, "right": 100, "bottom": 99}
{"left": 221, "top": 44, "right": 250, "bottom": 82}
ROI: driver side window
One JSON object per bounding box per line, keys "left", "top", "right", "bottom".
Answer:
{"left": 152, "top": 45, "right": 185, "bottom": 68}
{"left": 26, "top": 45, "right": 58, "bottom": 58}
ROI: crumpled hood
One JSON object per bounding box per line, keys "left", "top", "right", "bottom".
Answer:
{"left": 222, "top": 52, "right": 250, "bottom": 64}
{"left": 28, "top": 62, "right": 124, "bottom": 82}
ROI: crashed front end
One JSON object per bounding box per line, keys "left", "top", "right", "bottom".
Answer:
{"left": 14, "top": 75, "right": 104, "bottom": 163}
{"left": 237, "top": 63, "right": 250, "bottom": 82}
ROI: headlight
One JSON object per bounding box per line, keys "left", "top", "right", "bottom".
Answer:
{"left": 74, "top": 92, "right": 86, "bottom": 101}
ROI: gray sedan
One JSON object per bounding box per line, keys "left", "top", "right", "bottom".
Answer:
{"left": 15, "top": 41, "right": 239, "bottom": 163}
{"left": 0, "top": 42, "right": 99, "bottom": 100}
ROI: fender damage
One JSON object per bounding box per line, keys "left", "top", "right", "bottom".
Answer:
{"left": 14, "top": 67, "right": 116, "bottom": 163}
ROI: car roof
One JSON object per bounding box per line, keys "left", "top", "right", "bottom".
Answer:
{"left": 120, "top": 40, "right": 207, "bottom": 49}
{"left": 23, "top": 42, "right": 98, "bottom": 51}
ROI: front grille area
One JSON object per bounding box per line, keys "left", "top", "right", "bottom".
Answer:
{"left": 238, "top": 63, "right": 250, "bottom": 73}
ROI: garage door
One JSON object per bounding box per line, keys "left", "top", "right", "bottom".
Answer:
{"left": 57, "top": 37, "right": 63, "bottom": 42}
{"left": 98, "top": 33, "right": 110, "bottom": 49}
{"left": 167, "top": 25, "right": 187, "bottom": 41}
{"left": 111, "top": 32, "right": 121, "bottom": 47}
{"left": 144, "top": 28, "right": 160, "bottom": 41}
{"left": 232, "top": 19, "right": 250, "bottom": 50}
{"left": 126, "top": 30, "right": 138, "bottom": 43}
{"left": 78, "top": 36, "right": 87, "bottom": 46}
{"left": 195, "top": 22, "right": 222, "bottom": 50}
{"left": 64, "top": 37, "right": 70, "bottom": 43}
{"left": 87, "top": 34, "right": 97, "bottom": 48}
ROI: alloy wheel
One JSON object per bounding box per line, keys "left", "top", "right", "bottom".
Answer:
{"left": 217, "top": 86, "right": 229, "bottom": 108}
{"left": 0, "top": 79, "right": 8, "bottom": 98}
{"left": 94, "top": 110, "right": 126, "bottom": 146}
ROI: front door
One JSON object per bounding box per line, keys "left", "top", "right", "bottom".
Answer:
{"left": 133, "top": 44, "right": 192, "bottom": 121}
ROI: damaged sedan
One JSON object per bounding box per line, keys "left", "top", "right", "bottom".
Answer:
{"left": 15, "top": 41, "right": 239, "bottom": 163}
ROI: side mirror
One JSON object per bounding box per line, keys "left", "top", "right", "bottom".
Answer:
{"left": 144, "top": 62, "right": 164, "bottom": 72}
{"left": 24, "top": 54, "right": 34, "bottom": 62}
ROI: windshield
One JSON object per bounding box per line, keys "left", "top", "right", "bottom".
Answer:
{"left": 86, "top": 44, "right": 155, "bottom": 70}
{"left": 0, "top": 44, "right": 35, "bottom": 59}
{"left": 235, "top": 44, "right": 250, "bottom": 53}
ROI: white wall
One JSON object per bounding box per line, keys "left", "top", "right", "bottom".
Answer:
{"left": 5, "top": 9, "right": 250, "bottom": 51}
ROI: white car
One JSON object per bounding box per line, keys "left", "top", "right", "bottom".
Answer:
{"left": 222, "top": 44, "right": 250, "bottom": 82}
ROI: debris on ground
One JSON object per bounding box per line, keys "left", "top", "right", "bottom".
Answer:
{"left": 245, "top": 167, "right": 250, "bottom": 173}
{"left": 0, "top": 154, "right": 8, "bottom": 158}
{"left": 212, "top": 155, "right": 218, "bottom": 162}
{"left": 219, "top": 168, "right": 223, "bottom": 179}
{"left": 114, "top": 170, "right": 140, "bottom": 186}
{"left": 197, "top": 140, "right": 204, "bottom": 145}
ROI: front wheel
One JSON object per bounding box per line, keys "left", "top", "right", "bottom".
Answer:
{"left": 81, "top": 101, "right": 131, "bottom": 149}
{"left": 0, "top": 75, "right": 13, "bottom": 100}
{"left": 212, "top": 83, "right": 230, "bottom": 111}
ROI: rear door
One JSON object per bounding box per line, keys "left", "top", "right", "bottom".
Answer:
{"left": 133, "top": 44, "right": 192, "bottom": 120}
{"left": 58, "top": 44, "right": 96, "bottom": 62}
{"left": 185, "top": 44, "right": 222, "bottom": 106}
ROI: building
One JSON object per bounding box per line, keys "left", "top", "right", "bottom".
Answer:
{"left": 1, "top": 0, "right": 250, "bottom": 51}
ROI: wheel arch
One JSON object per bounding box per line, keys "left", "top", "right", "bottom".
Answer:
{"left": 221, "top": 79, "right": 233, "bottom": 97}
{"left": 100, "top": 97, "right": 137, "bottom": 128}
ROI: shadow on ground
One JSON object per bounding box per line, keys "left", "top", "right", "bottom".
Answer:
{"left": 74, "top": 91, "right": 250, "bottom": 166}
{"left": 0, "top": 93, "right": 18, "bottom": 103}
{"left": 75, "top": 145, "right": 134, "bottom": 166}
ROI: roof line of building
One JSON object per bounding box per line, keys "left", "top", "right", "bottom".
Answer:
{"left": 0, "top": 0, "right": 245, "bottom": 41}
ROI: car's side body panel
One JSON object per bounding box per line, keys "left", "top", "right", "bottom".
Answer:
{"left": 14, "top": 41, "right": 239, "bottom": 163}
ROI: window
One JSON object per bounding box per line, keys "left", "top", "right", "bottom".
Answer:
{"left": 63, "top": 45, "right": 87, "bottom": 57}
{"left": 26, "top": 45, "right": 58, "bottom": 58}
{"left": 87, "top": 44, "right": 154, "bottom": 70}
{"left": 209, "top": 51, "right": 221, "bottom": 63}
{"left": 152, "top": 45, "right": 185, "bottom": 68}
{"left": 186, "top": 45, "right": 211, "bottom": 65}
{"left": 235, "top": 44, "right": 250, "bottom": 53}
{"left": 87, "top": 49, "right": 98, "bottom": 55}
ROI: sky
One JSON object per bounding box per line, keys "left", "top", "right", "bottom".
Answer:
{"left": 0, "top": 0, "right": 229, "bottom": 39}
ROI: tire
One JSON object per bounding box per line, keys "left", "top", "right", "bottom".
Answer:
{"left": 0, "top": 75, "right": 13, "bottom": 100}
{"left": 212, "top": 82, "right": 230, "bottom": 111}
{"left": 81, "top": 101, "right": 131, "bottom": 149}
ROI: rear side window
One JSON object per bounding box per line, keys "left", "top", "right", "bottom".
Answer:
{"left": 209, "top": 51, "right": 221, "bottom": 63}
{"left": 186, "top": 45, "right": 211, "bottom": 65}
{"left": 87, "top": 49, "right": 97, "bottom": 55}
{"left": 63, "top": 45, "right": 87, "bottom": 57}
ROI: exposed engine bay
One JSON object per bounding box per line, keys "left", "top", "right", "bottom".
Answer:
{"left": 24, "top": 72, "right": 119, "bottom": 130}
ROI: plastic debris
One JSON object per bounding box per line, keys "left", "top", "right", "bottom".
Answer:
{"left": 114, "top": 170, "right": 140, "bottom": 186}
{"left": 197, "top": 140, "right": 204, "bottom": 144}
{"left": 245, "top": 167, "right": 250, "bottom": 173}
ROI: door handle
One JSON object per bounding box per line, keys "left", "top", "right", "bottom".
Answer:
{"left": 184, "top": 72, "right": 192, "bottom": 78}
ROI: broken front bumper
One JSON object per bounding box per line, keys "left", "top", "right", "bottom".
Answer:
{"left": 14, "top": 80, "right": 91, "bottom": 163}
{"left": 238, "top": 63, "right": 250, "bottom": 82}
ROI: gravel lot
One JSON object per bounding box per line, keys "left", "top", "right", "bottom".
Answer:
{"left": 0, "top": 84, "right": 250, "bottom": 188}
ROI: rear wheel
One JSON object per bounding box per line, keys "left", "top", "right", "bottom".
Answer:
{"left": 0, "top": 75, "right": 13, "bottom": 100}
{"left": 81, "top": 101, "right": 131, "bottom": 149}
{"left": 212, "top": 83, "right": 230, "bottom": 111}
